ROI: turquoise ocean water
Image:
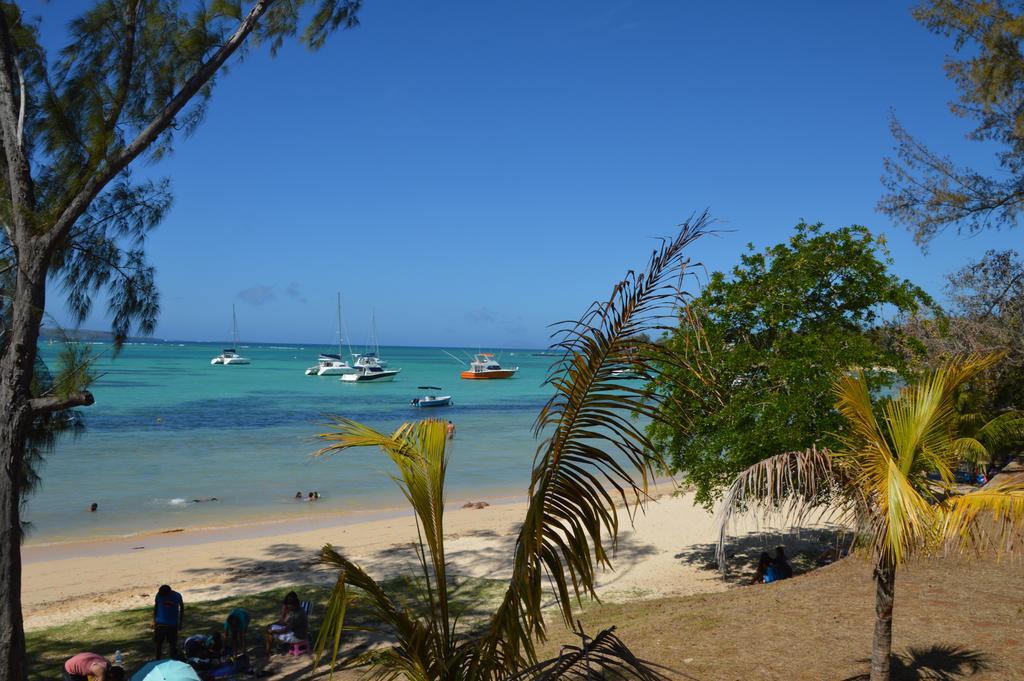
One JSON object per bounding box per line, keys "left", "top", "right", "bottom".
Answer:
{"left": 27, "top": 342, "right": 556, "bottom": 543}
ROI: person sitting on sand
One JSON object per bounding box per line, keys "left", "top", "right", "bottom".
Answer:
{"left": 265, "top": 592, "right": 308, "bottom": 654}
{"left": 224, "top": 607, "right": 251, "bottom": 654}
{"left": 62, "top": 652, "right": 123, "bottom": 681}
{"left": 772, "top": 546, "right": 793, "bottom": 580}
{"left": 153, "top": 584, "right": 184, "bottom": 659}
{"left": 752, "top": 551, "right": 778, "bottom": 584}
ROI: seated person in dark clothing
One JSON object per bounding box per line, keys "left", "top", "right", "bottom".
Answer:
{"left": 773, "top": 546, "right": 794, "bottom": 579}
{"left": 752, "top": 551, "right": 776, "bottom": 584}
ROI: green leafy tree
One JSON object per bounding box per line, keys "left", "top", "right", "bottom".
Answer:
{"left": 879, "top": 0, "right": 1024, "bottom": 246}
{"left": 649, "top": 223, "right": 933, "bottom": 508}
{"left": 718, "top": 355, "right": 1024, "bottom": 681}
{"left": 0, "top": 2, "right": 362, "bottom": 677}
{"left": 311, "top": 219, "right": 710, "bottom": 679}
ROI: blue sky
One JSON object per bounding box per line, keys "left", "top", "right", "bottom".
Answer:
{"left": 35, "top": 1, "right": 1017, "bottom": 348}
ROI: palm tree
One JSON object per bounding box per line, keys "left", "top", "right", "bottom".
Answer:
{"left": 716, "top": 355, "right": 1024, "bottom": 681}
{"left": 951, "top": 388, "right": 1024, "bottom": 472}
{"left": 311, "top": 215, "right": 713, "bottom": 679}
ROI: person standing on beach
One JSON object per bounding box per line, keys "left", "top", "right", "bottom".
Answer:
{"left": 153, "top": 584, "right": 184, "bottom": 659}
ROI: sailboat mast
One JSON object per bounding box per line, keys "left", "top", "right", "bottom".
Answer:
{"left": 232, "top": 304, "right": 240, "bottom": 346}
{"left": 371, "top": 308, "right": 378, "bottom": 355}
{"left": 336, "top": 292, "right": 343, "bottom": 356}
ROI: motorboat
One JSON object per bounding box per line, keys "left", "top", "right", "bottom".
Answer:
{"left": 212, "top": 306, "right": 250, "bottom": 365}
{"left": 460, "top": 353, "right": 518, "bottom": 380}
{"left": 342, "top": 311, "right": 399, "bottom": 381}
{"left": 306, "top": 294, "right": 356, "bottom": 375}
{"left": 611, "top": 368, "right": 644, "bottom": 379}
{"left": 305, "top": 353, "right": 356, "bottom": 376}
{"left": 341, "top": 363, "right": 401, "bottom": 382}
{"left": 411, "top": 386, "right": 452, "bottom": 408}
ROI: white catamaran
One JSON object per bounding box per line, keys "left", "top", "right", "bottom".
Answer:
{"left": 211, "top": 305, "right": 250, "bottom": 365}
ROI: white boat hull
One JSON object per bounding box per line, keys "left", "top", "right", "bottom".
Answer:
{"left": 341, "top": 368, "right": 400, "bottom": 382}
{"left": 412, "top": 395, "right": 452, "bottom": 407}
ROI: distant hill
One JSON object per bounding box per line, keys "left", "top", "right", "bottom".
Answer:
{"left": 39, "top": 327, "right": 164, "bottom": 343}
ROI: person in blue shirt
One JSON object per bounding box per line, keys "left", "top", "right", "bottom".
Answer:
{"left": 153, "top": 584, "right": 184, "bottom": 659}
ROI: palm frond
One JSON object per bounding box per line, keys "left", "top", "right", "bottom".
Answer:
{"left": 940, "top": 481, "right": 1024, "bottom": 555}
{"left": 316, "top": 544, "right": 430, "bottom": 679}
{"left": 833, "top": 372, "right": 892, "bottom": 464}
{"left": 503, "top": 625, "right": 669, "bottom": 681}
{"left": 873, "top": 453, "right": 936, "bottom": 565}
{"left": 952, "top": 437, "right": 991, "bottom": 465}
{"left": 314, "top": 419, "right": 453, "bottom": 679}
{"left": 881, "top": 366, "right": 959, "bottom": 478}
{"left": 715, "top": 445, "right": 853, "bottom": 573}
{"left": 974, "top": 410, "right": 1024, "bottom": 450}
{"left": 474, "top": 213, "right": 713, "bottom": 669}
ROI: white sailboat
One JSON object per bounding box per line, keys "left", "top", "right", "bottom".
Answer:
{"left": 211, "top": 305, "right": 250, "bottom": 365}
{"left": 305, "top": 293, "right": 356, "bottom": 376}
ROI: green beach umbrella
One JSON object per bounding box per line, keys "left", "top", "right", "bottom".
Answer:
{"left": 130, "top": 660, "right": 201, "bottom": 681}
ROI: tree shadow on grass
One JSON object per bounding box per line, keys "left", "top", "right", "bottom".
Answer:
{"left": 841, "top": 644, "right": 991, "bottom": 680}
{"left": 674, "top": 526, "right": 851, "bottom": 585}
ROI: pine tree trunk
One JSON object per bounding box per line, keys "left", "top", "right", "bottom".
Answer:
{"left": 0, "top": 253, "right": 47, "bottom": 681}
{"left": 869, "top": 558, "right": 897, "bottom": 681}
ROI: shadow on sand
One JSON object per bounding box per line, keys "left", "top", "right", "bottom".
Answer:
{"left": 842, "top": 644, "right": 991, "bottom": 680}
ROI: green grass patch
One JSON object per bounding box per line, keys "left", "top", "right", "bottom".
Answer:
{"left": 27, "top": 576, "right": 508, "bottom": 680}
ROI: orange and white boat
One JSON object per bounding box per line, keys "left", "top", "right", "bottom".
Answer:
{"left": 460, "top": 353, "right": 518, "bottom": 380}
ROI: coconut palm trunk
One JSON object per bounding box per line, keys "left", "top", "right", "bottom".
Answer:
{"left": 870, "top": 557, "right": 896, "bottom": 681}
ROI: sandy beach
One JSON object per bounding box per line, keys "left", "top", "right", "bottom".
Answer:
{"left": 24, "top": 485, "right": 816, "bottom": 632}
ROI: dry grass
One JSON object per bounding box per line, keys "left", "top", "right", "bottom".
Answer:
{"left": 553, "top": 553, "right": 1024, "bottom": 681}
{"left": 29, "top": 553, "right": 1024, "bottom": 680}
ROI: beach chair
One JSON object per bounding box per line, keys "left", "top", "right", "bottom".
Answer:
{"left": 287, "top": 601, "right": 314, "bottom": 656}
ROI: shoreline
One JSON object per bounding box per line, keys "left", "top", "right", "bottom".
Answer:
{"left": 24, "top": 474, "right": 680, "bottom": 553}
{"left": 29, "top": 480, "right": 791, "bottom": 633}
{"left": 22, "top": 492, "right": 528, "bottom": 563}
